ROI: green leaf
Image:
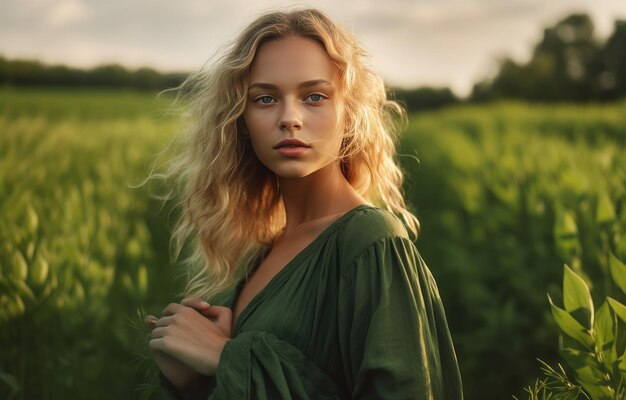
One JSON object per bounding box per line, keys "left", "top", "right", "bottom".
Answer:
{"left": 578, "top": 380, "right": 613, "bottom": 400}
{"left": 611, "top": 312, "right": 626, "bottom": 367}
{"left": 619, "top": 354, "right": 626, "bottom": 372}
{"left": 9, "top": 251, "right": 28, "bottom": 281}
{"left": 609, "top": 252, "right": 626, "bottom": 297}
{"left": 560, "top": 347, "right": 597, "bottom": 369}
{"left": 548, "top": 294, "right": 594, "bottom": 349}
{"left": 596, "top": 192, "right": 616, "bottom": 226}
{"left": 25, "top": 205, "right": 38, "bottom": 234}
{"left": 554, "top": 210, "right": 580, "bottom": 258}
{"left": 594, "top": 301, "right": 616, "bottom": 370}
{"left": 566, "top": 362, "right": 612, "bottom": 400}
{"left": 555, "top": 210, "right": 578, "bottom": 239}
{"left": 607, "top": 297, "right": 626, "bottom": 323}
{"left": 563, "top": 264, "right": 594, "bottom": 329}
{"left": 560, "top": 331, "right": 591, "bottom": 352}
{"left": 28, "top": 256, "right": 49, "bottom": 286}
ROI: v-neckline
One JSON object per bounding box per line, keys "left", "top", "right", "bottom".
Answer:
{"left": 231, "top": 204, "right": 373, "bottom": 333}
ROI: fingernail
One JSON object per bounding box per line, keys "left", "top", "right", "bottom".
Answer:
{"left": 201, "top": 301, "right": 210, "bottom": 307}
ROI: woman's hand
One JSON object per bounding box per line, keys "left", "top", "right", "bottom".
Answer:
{"left": 147, "top": 298, "right": 232, "bottom": 377}
{"left": 150, "top": 345, "right": 203, "bottom": 391}
{"left": 145, "top": 314, "right": 201, "bottom": 391}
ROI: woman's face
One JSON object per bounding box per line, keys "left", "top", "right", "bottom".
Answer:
{"left": 243, "top": 35, "right": 344, "bottom": 179}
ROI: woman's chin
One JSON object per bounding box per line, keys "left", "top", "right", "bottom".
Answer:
{"left": 272, "top": 169, "right": 314, "bottom": 180}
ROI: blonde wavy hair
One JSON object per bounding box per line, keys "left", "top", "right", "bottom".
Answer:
{"left": 162, "top": 8, "right": 419, "bottom": 301}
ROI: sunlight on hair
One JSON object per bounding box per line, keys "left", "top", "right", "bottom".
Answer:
{"left": 143, "top": 8, "right": 420, "bottom": 301}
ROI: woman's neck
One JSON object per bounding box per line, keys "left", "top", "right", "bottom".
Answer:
{"left": 277, "top": 161, "right": 367, "bottom": 235}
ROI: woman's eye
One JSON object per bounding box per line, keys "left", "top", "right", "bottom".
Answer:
{"left": 305, "top": 94, "right": 325, "bottom": 102}
{"left": 255, "top": 96, "right": 275, "bottom": 104}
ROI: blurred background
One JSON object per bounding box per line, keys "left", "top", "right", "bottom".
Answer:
{"left": 1, "top": 0, "right": 626, "bottom": 399}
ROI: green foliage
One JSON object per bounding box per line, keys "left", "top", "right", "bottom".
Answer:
{"left": 0, "top": 88, "right": 182, "bottom": 399}
{"left": 514, "top": 360, "right": 589, "bottom": 400}
{"left": 2, "top": 88, "right": 625, "bottom": 399}
{"left": 400, "top": 100, "right": 626, "bottom": 399}
{"left": 520, "top": 254, "right": 626, "bottom": 400}
{"left": 516, "top": 165, "right": 626, "bottom": 400}
{"left": 472, "top": 14, "right": 626, "bottom": 102}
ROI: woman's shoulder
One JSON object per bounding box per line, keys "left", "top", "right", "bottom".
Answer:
{"left": 335, "top": 204, "right": 412, "bottom": 264}
{"left": 341, "top": 204, "right": 409, "bottom": 238}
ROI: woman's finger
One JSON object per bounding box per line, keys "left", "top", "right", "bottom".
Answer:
{"left": 149, "top": 337, "right": 170, "bottom": 353}
{"left": 154, "top": 315, "right": 173, "bottom": 327}
{"left": 154, "top": 310, "right": 223, "bottom": 335}
{"left": 162, "top": 302, "right": 186, "bottom": 316}
{"left": 204, "top": 306, "right": 232, "bottom": 335}
{"left": 145, "top": 315, "right": 158, "bottom": 328}
{"left": 204, "top": 306, "right": 231, "bottom": 320}
{"left": 180, "top": 299, "right": 229, "bottom": 323}
{"left": 181, "top": 297, "right": 211, "bottom": 310}
{"left": 151, "top": 326, "right": 168, "bottom": 339}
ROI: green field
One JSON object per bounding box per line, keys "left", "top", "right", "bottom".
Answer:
{"left": 1, "top": 87, "right": 625, "bottom": 399}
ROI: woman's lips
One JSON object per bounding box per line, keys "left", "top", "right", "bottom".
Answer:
{"left": 274, "top": 138, "right": 310, "bottom": 156}
{"left": 275, "top": 146, "right": 310, "bottom": 156}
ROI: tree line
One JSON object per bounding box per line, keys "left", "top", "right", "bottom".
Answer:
{"left": 1, "top": 13, "right": 625, "bottom": 109}
{"left": 471, "top": 14, "right": 626, "bottom": 103}
{"left": 398, "top": 13, "right": 626, "bottom": 108}
{"left": 0, "top": 58, "right": 186, "bottom": 92}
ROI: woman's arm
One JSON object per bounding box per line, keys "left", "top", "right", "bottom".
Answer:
{"left": 149, "top": 302, "right": 343, "bottom": 399}
{"left": 338, "top": 236, "right": 464, "bottom": 399}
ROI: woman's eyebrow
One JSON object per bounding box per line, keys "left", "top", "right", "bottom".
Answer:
{"left": 299, "top": 79, "right": 332, "bottom": 88}
{"left": 248, "top": 79, "right": 333, "bottom": 90}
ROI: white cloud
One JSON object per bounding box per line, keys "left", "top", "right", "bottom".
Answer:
{"left": 45, "top": 0, "right": 92, "bottom": 28}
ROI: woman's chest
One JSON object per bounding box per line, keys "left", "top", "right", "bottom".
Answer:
{"left": 233, "top": 249, "right": 344, "bottom": 365}
{"left": 232, "top": 239, "right": 309, "bottom": 327}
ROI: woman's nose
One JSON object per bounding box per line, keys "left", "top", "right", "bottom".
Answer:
{"left": 279, "top": 101, "right": 302, "bottom": 131}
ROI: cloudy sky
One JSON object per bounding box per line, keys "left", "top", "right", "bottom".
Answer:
{"left": 2, "top": 0, "right": 626, "bottom": 96}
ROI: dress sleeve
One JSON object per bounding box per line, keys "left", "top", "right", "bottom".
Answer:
{"left": 338, "top": 236, "right": 463, "bottom": 400}
{"left": 158, "top": 332, "right": 342, "bottom": 400}
{"left": 208, "top": 330, "right": 342, "bottom": 399}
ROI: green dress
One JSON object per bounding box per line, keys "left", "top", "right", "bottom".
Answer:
{"left": 159, "top": 205, "right": 463, "bottom": 399}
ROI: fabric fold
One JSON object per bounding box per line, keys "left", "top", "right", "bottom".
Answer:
{"left": 210, "top": 331, "right": 341, "bottom": 399}
{"left": 338, "top": 236, "right": 462, "bottom": 399}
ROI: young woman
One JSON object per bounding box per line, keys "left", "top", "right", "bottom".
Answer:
{"left": 145, "top": 8, "right": 463, "bottom": 399}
